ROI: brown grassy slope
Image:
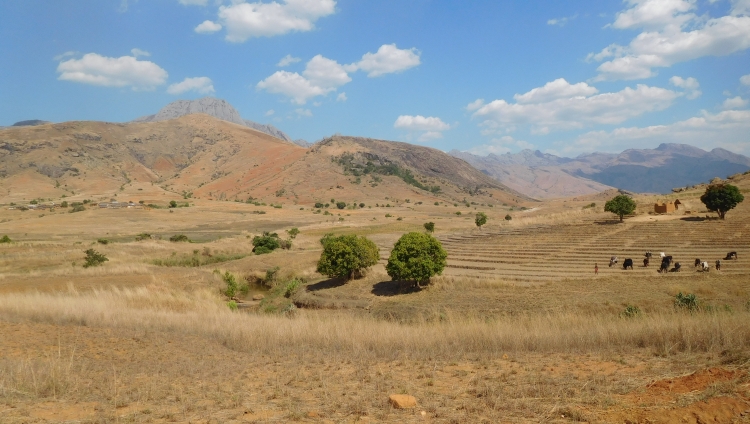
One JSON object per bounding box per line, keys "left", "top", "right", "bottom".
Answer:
{"left": 0, "top": 115, "right": 526, "bottom": 207}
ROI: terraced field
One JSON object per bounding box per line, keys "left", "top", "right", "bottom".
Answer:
{"left": 428, "top": 216, "right": 749, "bottom": 282}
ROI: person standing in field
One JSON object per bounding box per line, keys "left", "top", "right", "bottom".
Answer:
{"left": 595, "top": 263, "right": 598, "bottom": 275}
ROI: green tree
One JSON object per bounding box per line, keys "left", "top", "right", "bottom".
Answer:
{"left": 316, "top": 235, "right": 380, "bottom": 280}
{"left": 386, "top": 232, "right": 447, "bottom": 286}
{"left": 604, "top": 195, "right": 637, "bottom": 222}
{"left": 253, "top": 232, "right": 280, "bottom": 254}
{"left": 336, "top": 201, "right": 347, "bottom": 209}
{"left": 423, "top": 222, "right": 435, "bottom": 233}
{"left": 83, "top": 249, "right": 108, "bottom": 268}
{"left": 700, "top": 183, "right": 744, "bottom": 220}
{"left": 169, "top": 200, "right": 178, "bottom": 208}
{"left": 475, "top": 212, "right": 488, "bottom": 229}
{"left": 286, "top": 227, "right": 300, "bottom": 239}
{"left": 504, "top": 214, "right": 512, "bottom": 221}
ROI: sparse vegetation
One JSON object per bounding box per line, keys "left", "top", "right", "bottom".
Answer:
{"left": 505, "top": 214, "right": 512, "bottom": 221}
{"left": 0, "top": 235, "right": 11, "bottom": 243}
{"left": 82, "top": 249, "right": 108, "bottom": 268}
{"left": 97, "top": 238, "right": 109, "bottom": 245}
{"left": 252, "top": 232, "right": 283, "bottom": 255}
{"left": 152, "top": 252, "right": 247, "bottom": 267}
{"left": 169, "top": 234, "right": 189, "bottom": 242}
{"left": 286, "top": 227, "right": 300, "bottom": 239}
{"left": 424, "top": 222, "right": 435, "bottom": 233}
{"left": 475, "top": 212, "right": 487, "bottom": 228}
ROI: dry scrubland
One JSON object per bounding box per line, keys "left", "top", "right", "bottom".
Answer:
{"left": 1, "top": 178, "right": 750, "bottom": 423}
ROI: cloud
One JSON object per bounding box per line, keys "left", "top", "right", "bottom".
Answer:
{"left": 216, "top": 0, "right": 336, "bottom": 42}
{"left": 167, "top": 76, "right": 215, "bottom": 95}
{"left": 336, "top": 92, "right": 347, "bottom": 102}
{"left": 53, "top": 51, "right": 77, "bottom": 61}
{"left": 195, "top": 20, "right": 223, "bottom": 33}
{"left": 468, "top": 136, "right": 535, "bottom": 156}
{"left": 295, "top": 108, "right": 312, "bottom": 117}
{"left": 466, "top": 99, "right": 485, "bottom": 111}
{"left": 349, "top": 44, "right": 421, "bottom": 77}
{"left": 669, "top": 76, "right": 701, "bottom": 99}
{"left": 130, "top": 48, "right": 150, "bottom": 58}
{"left": 568, "top": 109, "right": 750, "bottom": 155}
{"left": 741, "top": 73, "right": 750, "bottom": 86}
{"left": 394, "top": 115, "right": 450, "bottom": 143}
{"left": 589, "top": 0, "right": 750, "bottom": 80}
{"left": 722, "top": 96, "right": 748, "bottom": 109}
{"left": 179, "top": 0, "right": 208, "bottom": 5}
{"left": 265, "top": 109, "right": 275, "bottom": 116}
{"left": 513, "top": 78, "right": 598, "bottom": 104}
{"left": 394, "top": 115, "right": 451, "bottom": 132}
{"left": 547, "top": 14, "right": 578, "bottom": 27}
{"left": 56, "top": 53, "right": 168, "bottom": 90}
{"left": 470, "top": 81, "right": 679, "bottom": 134}
{"left": 277, "top": 54, "right": 301, "bottom": 67}
{"left": 257, "top": 54, "right": 350, "bottom": 104}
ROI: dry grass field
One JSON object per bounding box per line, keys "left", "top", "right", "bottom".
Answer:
{"left": 1, "top": 175, "right": 749, "bottom": 423}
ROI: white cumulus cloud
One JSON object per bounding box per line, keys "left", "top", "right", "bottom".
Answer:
{"left": 180, "top": 0, "right": 208, "bottom": 5}
{"left": 569, "top": 109, "right": 750, "bottom": 155}
{"left": 130, "top": 48, "right": 150, "bottom": 58}
{"left": 741, "top": 73, "right": 750, "bottom": 86}
{"left": 216, "top": 0, "right": 336, "bottom": 42}
{"left": 350, "top": 44, "right": 421, "bottom": 77}
{"left": 513, "top": 78, "right": 598, "bottom": 104}
{"left": 257, "top": 54, "right": 350, "bottom": 104}
{"left": 669, "top": 76, "right": 701, "bottom": 99}
{"left": 277, "top": 54, "right": 301, "bottom": 67}
{"left": 722, "top": 96, "right": 748, "bottom": 109}
{"left": 336, "top": 92, "right": 347, "bottom": 102}
{"left": 590, "top": 0, "right": 750, "bottom": 80}
{"left": 394, "top": 115, "right": 450, "bottom": 143}
{"left": 167, "top": 77, "right": 215, "bottom": 95}
{"left": 195, "top": 20, "right": 223, "bottom": 33}
{"left": 57, "top": 53, "right": 168, "bottom": 90}
{"left": 470, "top": 81, "right": 679, "bottom": 134}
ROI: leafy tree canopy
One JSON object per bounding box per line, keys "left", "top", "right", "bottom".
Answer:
{"left": 604, "top": 194, "right": 636, "bottom": 222}
{"left": 475, "top": 212, "right": 488, "bottom": 228}
{"left": 700, "top": 183, "right": 744, "bottom": 220}
{"left": 316, "top": 235, "right": 380, "bottom": 280}
{"left": 386, "top": 232, "right": 447, "bottom": 285}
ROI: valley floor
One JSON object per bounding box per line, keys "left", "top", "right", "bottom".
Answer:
{"left": 1, "top": 182, "right": 749, "bottom": 423}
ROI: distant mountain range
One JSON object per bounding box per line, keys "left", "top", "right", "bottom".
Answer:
{"left": 452, "top": 144, "right": 750, "bottom": 197}
{"left": 132, "top": 97, "right": 311, "bottom": 148}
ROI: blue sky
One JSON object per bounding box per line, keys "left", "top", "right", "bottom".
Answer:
{"left": 1, "top": 0, "right": 749, "bottom": 157}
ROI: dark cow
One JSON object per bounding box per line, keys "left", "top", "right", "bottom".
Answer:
{"left": 659, "top": 257, "right": 672, "bottom": 273}
{"left": 694, "top": 258, "right": 702, "bottom": 267}
{"left": 644, "top": 251, "right": 652, "bottom": 259}
{"left": 643, "top": 257, "right": 650, "bottom": 267}
{"left": 670, "top": 262, "right": 681, "bottom": 272}
{"left": 716, "top": 259, "right": 721, "bottom": 271}
{"left": 609, "top": 256, "right": 618, "bottom": 268}
{"left": 623, "top": 258, "right": 633, "bottom": 270}
{"left": 725, "top": 251, "right": 738, "bottom": 260}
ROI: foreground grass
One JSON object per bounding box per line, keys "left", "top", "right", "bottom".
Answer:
{"left": 1, "top": 286, "right": 748, "bottom": 360}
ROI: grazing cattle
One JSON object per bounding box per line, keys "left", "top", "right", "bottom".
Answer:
{"left": 623, "top": 258, "right": 633, "bottom": 270}
{"left": 701, "top": 261, "right": 710, "bottom": 272}
{"left": 670, "top": 262, "right": 681, "bottom": 272}
{"left": 664, "top": 255, "right": 673, "bottom": 263}
{"left": 609, "top": 256, "right": 618, "bottom": 268}
{"left": 694, "top": 258, "right": 702, "bottom": 267}
{"left": 725, "top": 251, "right": 738, "bottom": 260}
{"left": 660, "top": 252, "right": 666, "bottom": 259}
{"left": 644, "top": 252, "right": 652, "bottom": 259}
{"left": 659, "top": 256, "right": 672, "bottom": 273}
{"left": 643, "top": 257, "right": 650, "bottom": 267}
{"left": 716, "top": 259, "right": 721, "bottom": 271}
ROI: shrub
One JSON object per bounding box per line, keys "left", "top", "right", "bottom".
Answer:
{"left": 223, "top": 271, "right": 238, "bottom": 298}
{"left": 386, "top": 232, "right": 447, "bottom": 286}
{"left": 70, "top": 205, "right": 85, "bottom": 213}
{"left": 265, "top": 266, "right": 280, "bottom": 284}
{"left": 359, "top": 203, "right": 365, "bottom": 208}
{"left": 424, "top": 222, "right": 435, "bottom": 233}
{"left": 316, "top": 235, "right": 380, "bottom": 280}
{"left": 286, "top": 228, "right": 300, "bottom": 239}
{"left": 169, "top": 200, "right": 177, "bottom": 208}
{"left": 135, "top": 233, "right": 151, "bottom": 241}
{"left": 82, "top": 249, "right": 108, "bottom": 268}
{"left": 169, "top": 234, "right": 189, "bottom": 242}
{"left": 283, "top": 278, "right": 301, "bottom": 298}
{"left": 0, "top": 235, "right": 11, "bottom": 243}
{"left": 674, "top": 292, "right": 699, "bottom": 312}
{"left": 60, "top": 201, "right": 68, "bottom": 208}
{"left": 475, "top": 212, "right": 488, "bottom": 228}
{"left": 505, "top": 214, "right": 512, "bottom": 221}
{"left": 621, "top": 305, "right": 641, "bottom": 318}
{"left": 227, "top": 300, "right": 238, "bottom": 311}
{"left": 455, "top": 211, "right": 461, "bottom": 216}
{"left": 336, "top": 201, "right": 346, "bottom": 209}
{"left": 314, "top": 202, "right": 324, "bottom": 208}
{"left": 97, "top": 238, "right": 109, "bottom": 245}
{"left": 385, "top": 213, "right": 392, "bottom": 218}
{"left": 252, "top": 232, "right": 280, "bottom": 254}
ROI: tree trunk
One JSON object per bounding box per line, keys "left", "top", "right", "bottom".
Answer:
{"left": 619, "top": 214, "right": 624, "bottom": 222}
